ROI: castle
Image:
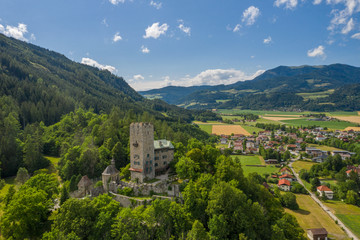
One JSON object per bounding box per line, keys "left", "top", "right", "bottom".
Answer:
{"left": 129, "top": 122, "right": 174, "bottom": 183}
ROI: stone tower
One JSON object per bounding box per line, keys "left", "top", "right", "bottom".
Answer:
{"left": 129, "top": 122, "right": 155, "bottom": 183}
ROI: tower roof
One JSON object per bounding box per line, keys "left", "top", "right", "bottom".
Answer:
{"left": 154, "top": 139, "right": 174, "bottom": 150}
{"left": 102, "top": 159, "right": 119, "bottom": 175}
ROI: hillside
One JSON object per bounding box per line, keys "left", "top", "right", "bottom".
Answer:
{"left": 140, "top": 64, "right": 360, "bottom": 111}
{"left": 0, "top": 33, "right": 194, "bottom": 125}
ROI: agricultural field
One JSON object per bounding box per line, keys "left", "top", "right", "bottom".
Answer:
{"left": 324, "top": 200, "right": 360, "bottom": 239}
{"left": 296, "top": 90, "right": 334, "bottom": 100}
{"left": 308, "top": 144, "right": 342, "bottom": 152}
{"left": 231, "top": 155, "right": 279, "bottom": 176}
{"left": 285, "top": 194, "right": 349, "bottom": 240}
{"left": 197, "top": 124, "right": 212, "bottom": 134}
{"left": 334, "top": 116, "right": 360, "bottom": 124}
{"left": 212, "top": 125, "right": 250, "bottom": 136}
{"left": 281, "top": 118, "right": 357, "bottom": 130}
{"left": 292, "top": 160, "right": 317, "bottom": 173}
{"left": 344, "top": 127, "right": 360, "bottom": 131}
{"left": 240, "top": 125, "right": 264, "bottom": 134}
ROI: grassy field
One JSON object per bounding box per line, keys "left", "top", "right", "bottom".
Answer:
{"left": 218, "top": 109, "right": 359, "bottom": 117}
{"left": 296, "top": 90, "right": 334, "bottom": 100}
{"left": 281, "top": 118, "right": 357, "bottom": 130}
{"left": 320, "top": 179, "right": 338, "bottom": 187}
{"left": 324, "top": 200, "right": 360, "bottom": 238}
{"left": 292, "top": 160, "right": 317, "bottom": 173}
{"left": 231, "top": 155, "right": 279, "bottom": 176}
{"left": 285, "top": 194, "right": 349, "bottom": 240}
{"left": 198, "top": 124, "right": 212, "bottom": 134}
{"left": 240, "top": 125, "right": 264, "bottom": 134}
{"left": 308, "top": 144, "right": 342, "bottom": 152}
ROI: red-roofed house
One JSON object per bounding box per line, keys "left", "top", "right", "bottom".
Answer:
{"left": 346, "top": 168, "right": 360, "bottom": 177}
{"left": 317, "top": 185, "right": 333, "bottom": 199}
{"left": 280, "top": 167, "right": 291, "bottom": 175}
{"left": 279, "top": 174, "right": 295, "bottom": 182}
{"left": 278, "top": 179, "right": 291, "bottom": 191}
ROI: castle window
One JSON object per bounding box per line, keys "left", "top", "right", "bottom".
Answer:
{"left": 150, "top": 167, "right": 152, "bottom": 171}
{"left": 162, "top": 155, "right": 167, "bottom": 159}
{"left": 134, "top": 154, "right": 139, "bottom": 160}
{"left": 147, "top": 154, "right": 150, "bottom": 158}
{"left": 155, "top": 157, "right": 159, "bottom": 160}
{"left": 150, "top": 160, "right": 152, "bottom": 164}
{"left": 155, "top": 163, "right": 158, "bottom": 167}
{"left": 163, "top": 162, "right": 167, "bottom": 165}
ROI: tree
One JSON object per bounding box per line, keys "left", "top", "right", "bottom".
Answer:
{"left": 187, "top": 220, "right": 209, "bottom": 240}
{"left": 271, "top": 213, "right": 306, "bottom": 240}
{"left": 23, "top": 173, "right": 59, "bottom": 200}
{"left": 60, "top": 185, "right": 69, "bottom": 205}
{"left": 176, "top": 156, "right": 200, "bottom": 180}
{"left": 15, "top": 167, "right": 30, "bottom": 184}
{"left": 345, "top": 190, "right": 360, "bottom": 206}
{"left": 280, "top": 192, "right": 299, "bottom": 210}
{"left": 0, "top": 187, "right": 52, "bottom": 239}
{"left": 69, "top": 175, "right": 78, "bottom": 192}
{"left": 3, "top": 185, "right": 16, "bottom": 206}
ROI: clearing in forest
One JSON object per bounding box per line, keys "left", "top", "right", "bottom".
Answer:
{"left": 212, "top": 125, "right": 250, "bottom": 136}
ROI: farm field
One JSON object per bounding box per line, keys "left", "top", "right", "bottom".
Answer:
{"left": 231, "top": 155, "right": 279, "bottom": 176}
{"left": 262, "top": 116, "right": 301, "bottom": 121}
{"left": 198, "top": 124, "right": 212, "bottom": 134}
{"left": 285, "top": 194, "right": 349, "bottom": 239}
{"left": 240, "top": 125, "right": 264, "bottom": 134}
{"left": 344, "top": 126, "right": 360, "bottom": 131}
{"left": 324, "top": 200, "right": 360, "bottom": 238}
{"left": 308, "top": 144, "right": 342, "bottom": 152}
{"left": 281, "top": 118, "right": 357, "bottom": 130}
{"left": 334, "top": 116, "right": 360, "bottom": 124}
{"left": 212, "top": 125, "right": 250, "bottom": 136}
{"left": 292, "top": 160, "right": 317, "bottom": 173}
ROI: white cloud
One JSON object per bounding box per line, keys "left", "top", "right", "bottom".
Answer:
{"left": 351, "top": 32, "right": 360, "bottom": 39}
{"left": 274, "top": 0, "right": 298, "bottom": 9}
{"left": 109, "top": 0, "right": 125, "bottom": 5}
{"left": 129, "top": 69, "right": 265, "bottom": 91}
{"left": 141, "top": 45, "right": 150, "bottom": 53}
{"left": 242, "top": 6, "right": 260, "bottom": 26}
{"left": 150, "top": 1, "right": 162, "bottom": 9}
{"left": 113, "top": 32, "right": 122, "bottom": 42}
{"left": 307, "top": 45, "right": 326, "bottom": 58}
{"left": 81, "top": 57, "right": 117, "bottom": 73}
{"left": 313, "top": 0, "right": 322, "bottom": 4}
{"left": 233, "top": 24, "right": 241, "bottom": 32}
{"left": 133, "top": 74, "right": 144, "bottom": 81}
{"left": 143, "top": 22, "right": 169, "bottom": 39}
{"left": 178, "top": 20, "right": 191, "bottom": 36}
{"left": 341, "top": 18, "right": 354, "bottom": 34}
{"left": 0, "top": 23, "right": 33, "bottom": 42}
{"left": 263, "top": 36, "right": 272, "bottom": 44}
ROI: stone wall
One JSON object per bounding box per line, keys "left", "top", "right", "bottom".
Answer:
{"left": 118, "top": 179, "right": 181, "bottom": 197}
{"left": 109, "top": 192, "right": 153, "bottom": 208}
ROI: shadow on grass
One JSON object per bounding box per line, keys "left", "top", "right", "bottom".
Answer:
{"left": 294, "top": 208, "right": 311, "bottom": 215}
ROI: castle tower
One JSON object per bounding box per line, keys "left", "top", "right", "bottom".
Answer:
{"left": 129, "top": 122, "right": 155, "bottom": 183}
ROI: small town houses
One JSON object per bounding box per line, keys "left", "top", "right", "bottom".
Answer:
{"left": 317, "top": 185, "right": 334, "bottom": 199}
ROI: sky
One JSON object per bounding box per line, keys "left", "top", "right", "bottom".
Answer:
{"left": 1, "top": 0, "right": 360, "bottom": 91}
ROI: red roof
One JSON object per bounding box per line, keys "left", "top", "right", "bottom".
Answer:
{"left": 279, "top": 174, "right": 294, "bottom": 179}
{"left": 278, "top": 179, "right": 291, "bottom": 186}
{"left": 280, "top": 167, "right": 290, "bottom": 172}
{"left": 129, "top": 168, "right": 143, "bottom": 173}
{"left": 317, "top": 185, "right": 332, "bottom": 192}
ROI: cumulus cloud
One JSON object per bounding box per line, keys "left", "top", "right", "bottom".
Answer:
{"left": 313, "top": 0, "right": 322, "bottom": 4}
{"left": 81, "top": 57, "right": 117, "bottom": 73}
{"left": 113, "top": 32, "right": 122, "bottom": 42}
{"left": 307, "top": 45, "right": 326, "bottom": 58}
{"left": 0, "top": 23, "right": 33, "bottom": 41}
{"left": 263, "top": 36, "right": 272, "bottom": 44}
{"left": 129, "top": 69, "right": 265, "bottom": 91}
{"left": 351, "top": 32, "right": 360, "bottom": 39}
{"left": 141, "top": 45, "right": 150, "bottom": 53}
{"left": 242, "top": 6, "right": 260, "bottom": 26}
{"left": 133, "top": 74, "right": 144, "bottom": 81}
{"left": 274, "top": 0, "right": 298, "bottom": 9}
{"left": 143, "top": 22, "right": 169, "bottom": 39}
{"left": 327, "top": 0, "right": 360, "bottom": 34}
{"left": 233, "top": 24, "right": 241, "bottom": 32}
{"left": 150, "top": 1, "right": 162, "bottom": 9}
{"left": 109, "top": 0, "right": 125, "bottom": 5}
{"left": 178, "top": 20, "right": 191, "bottom": 36}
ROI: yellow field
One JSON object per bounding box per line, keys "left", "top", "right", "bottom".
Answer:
{"left": 285, "top": 194, "right": 349, "bottom": 240}
{"left": 262, "top": 117, "right": 300, "bottom": 121}
{"left": 344, "top": 127, "right": 360, "bottom": 131}
{"left": 212, "top": 124, "right": 250, "bottom": 136}
{"left": 358, "top": 111, "right": 360, "bottom": 116}
{"left": 334, "top": 116, "right": 360, "bottom": 124}
{"left": 264, "top": 114, "right": 301, "bottom": 117}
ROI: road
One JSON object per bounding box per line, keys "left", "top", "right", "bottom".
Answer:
{"left": 289, "top": 160, "right": 359, "bottom": 240}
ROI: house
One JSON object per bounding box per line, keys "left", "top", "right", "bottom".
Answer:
{"left": 279, "top": 174, "right": 295, "bottom": 182}
{"left": 220, "top": 138, "right": 228, "bottom": 144}
{"left": 286, "top": 144, "right": 297, "bottom": 151}
{"left": 306, "top": 147, "right": 327, "bottom": 158}
{"left": 280, "top": 167, "right": 292, "bottom": 175}
{"left": 315, "top": 136, "right": 327, "bottom": 141}
{"left": 312, "top": 155, "right": 327, "bottom": 163}
{"left": 278, "top": 179, "right": 291, "bottom": 191}
{"left": 102, "top": 159, "right": 120, "bottom": 191}
{"left": 317, "top": 185, "right": 334, "bottom": 199}
{"left": 307, "top": 228, "right": 328, "bottom": 240}
{"left": 331, "top": 150, "right": 355, "bottom": 160}
{"left": 78, "top": 175, "right": 93, "bottom": 196}
{"left": 346, "top": 168, "right": 360, "bottom": 177}
{"left": 265, "top": 159, "right": 278, "bottom": 164}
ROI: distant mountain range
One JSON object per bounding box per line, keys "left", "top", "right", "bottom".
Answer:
{"left": 139, "top": 64, "right": 360, "bottom": 111}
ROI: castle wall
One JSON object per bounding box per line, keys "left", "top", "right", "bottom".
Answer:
{"left": 154, "top": 148, "right": 174, "bottom": 172}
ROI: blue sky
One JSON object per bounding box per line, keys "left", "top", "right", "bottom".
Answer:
{"left": 1, "top": 0, "right": 360, "bottom": 90}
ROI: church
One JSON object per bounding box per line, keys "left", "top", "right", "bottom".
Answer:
{"left": 128, "top": 122, "right": 174, "bottom": 183}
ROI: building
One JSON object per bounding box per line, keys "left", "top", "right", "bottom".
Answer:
{"left": 78, "top": 175, "right": 93, "bottom": 196}
{"left": 279, "top": 174, "right": 295, "bottom": 182}
{"left": 129, "top": 122, "right": 174, "bottom": 183}
{"left": 317, "top": 185, "right": 334, "bottom": 199}
{"left": 307, "top": 228, "right": 328, "bottom": 240}
{"left": 331, "top": 150, "right": 355, "bottom": 160}
{"left": 278, "top": 179, "right": 291, "bottom": 191}
{"left": 102, "top": 159, "right": 120, "bottom": 191}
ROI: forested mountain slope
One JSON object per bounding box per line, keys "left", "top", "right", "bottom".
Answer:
{"left": 0, "top": 33, "right": 194, "bottom": 125}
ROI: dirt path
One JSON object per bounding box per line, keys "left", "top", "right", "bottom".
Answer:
{"left": 289, "top": 161, "right": 359, "bottom": 240}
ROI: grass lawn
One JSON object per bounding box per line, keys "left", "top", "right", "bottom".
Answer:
{"left": 285, "top": 194, "right": 349, "bottom": 240}
{"left": 308, "top": 144, "right": 342, "bottom": 152}
{"left": 320, "top": 179, "right": 338, "bottom": 187}
{"left": 324, "top": 200, "right": 360, "bottom": 238}
{"left": 197, "top": 124, "right": 212, "bottom": 134}
{"left": 231, "top": 155, "right": 278, "bottom": 176}
{"left": 281, "top": 118, "right": 357, "bottom": 130}
{"left": 240, "top": 124, "right": 264, "bottom": 134}
{"left": 292, "top": 160, "right": 317, "bottom": 173}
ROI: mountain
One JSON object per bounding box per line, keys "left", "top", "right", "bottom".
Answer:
{"left": 140, "top": 64, "right": 360, "bottom": 111}
{"left": 0, "top": 33, "right": 195, "bottom": 125}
